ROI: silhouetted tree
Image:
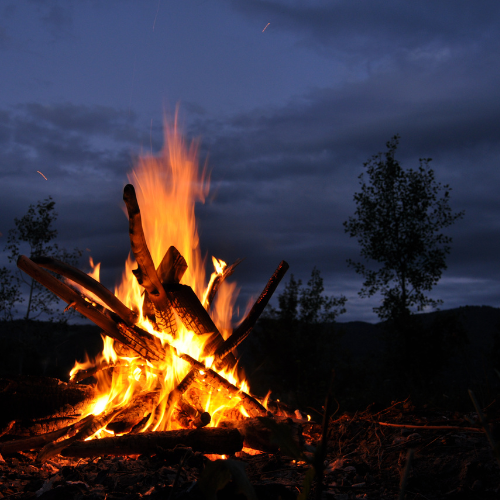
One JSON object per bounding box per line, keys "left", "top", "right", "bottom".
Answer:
{"left": 0, "top": 267, "right": 23, "bottom": 321}
{"left": 344, "top": 135, "right": 464, "bottom": 321}
{"left": 5, "top": 196, "right": 82, "bottom": 321}
{"left": 251, "top": 268, "right": 346, "bottom": 406}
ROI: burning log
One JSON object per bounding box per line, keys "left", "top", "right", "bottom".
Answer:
{"left": 157, "top": 245, "right": 188, "bottom": 284}
{"left": 0, "top": 415, "right": 94, "bottom": 455}
{"left": 17, "top": 255, "right": 170, "bottom": 365}
{"left": 213, "top": 260, "right": 289, "bottom": 369}
{"left": 0, "top": 376, "right": 96, "bottom": 437}
{"left": 175, "top": 398, "right": 211, "bottom": 429}
{"left": 31, "top": 256, "right": 138, "bottom": 325}
{"left": 37, "top": 407, "right": 125, "bottom": 462}
{"left": 219, "top": 417, "right": 304, "bottom": 454}
{"left": 106, "top": 391, "right": 160, "bottom": 435}
{"left": 165, "top": 283, "right": 220, "bottom": 336}
{"left": 123, "top": 184, "right": 178, "bottom": 337}
{"left": 179, "top": 353, "right": 267, "bottom": 417}
{"left": 18, "top": 256, "right": 132, "bottom": 346}
{"left": 60, "top": 426, "right": 244, "bottom": 458}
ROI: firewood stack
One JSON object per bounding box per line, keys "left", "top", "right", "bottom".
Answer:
{"left": 4, "top": 184, "right": 303, "bottom": 461}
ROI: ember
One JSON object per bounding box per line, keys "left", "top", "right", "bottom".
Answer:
{"left": 8, "top": 115, "right": 300, "bottom": 461}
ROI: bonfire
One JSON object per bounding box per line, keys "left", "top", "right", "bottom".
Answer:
{"left": 8, "top": 115, "right": 301, "bottom": 461}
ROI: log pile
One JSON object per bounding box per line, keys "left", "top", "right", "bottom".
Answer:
{"left": 1, "top": 183, "right": 301, "bottom": 461}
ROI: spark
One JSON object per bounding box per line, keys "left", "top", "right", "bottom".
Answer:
{"left": 153, "top": 0, "right": 161, "bottom": 31}
{"left": 262, "top": 23, "right": 270, "bottom": 32}
{"left": 37, "top": 171, "right": 48, "bottom": 180}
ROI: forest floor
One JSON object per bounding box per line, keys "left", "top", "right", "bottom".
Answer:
{"left": 1, "top": 400, "right": 499, "bottom": 499}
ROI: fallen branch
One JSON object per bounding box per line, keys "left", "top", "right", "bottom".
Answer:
{"left": 377, "top": 422, "right": 483, "bottom": 433}
{"left": 61, "top": 427, "right": 244, "bottom": 457}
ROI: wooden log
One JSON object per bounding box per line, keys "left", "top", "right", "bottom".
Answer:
{"left": 17, "top": 256, "right": 134, "bottom": 348}
{"left": 203, "top": 258, "right": 243, "bottom": 309}
{"left": 165, "top": 283, "right": 220, "bottom": 336}
{"left": 18, "top": 255, "right": 168, "bottom": 364}
{"left": 0, "top": 415, "right": 94, "bottom": 455}
{"left": 175, "top": 397, "right": 211, "bottom": 429}
{"left": 123, "top": 184, "right": 177, "bottom": 337}
{"left": 61, "top": 427, "right": 244, "bottom": 457}
{"left": 38, "top": 407, "right": 124, "bottom": 462}
{"left": 157, "top": 246, "right": 188, "bottom": 285}
{"left": 31, "top": 256, "right": 138, "bottom": 325}
{"left": 213, "top": 260, "right": 289, "bottom": 369}
{"left": 106, "top": 391, "right": 160, "bottom": 435}
{"left": 219, "top": 417, "right": 303, "bottom": 454}
{"left": 179, "top": 353, "right": 266, "bottom": 417}
{"left": 0, "top": 376, "right": 96, "bottom": 437}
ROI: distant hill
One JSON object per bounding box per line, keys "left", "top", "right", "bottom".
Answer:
{"left": 337, "top": 305, "right": 500, "bottom": 361}
{"left": 1, "top": 305, "right": 499, "bottom": 409}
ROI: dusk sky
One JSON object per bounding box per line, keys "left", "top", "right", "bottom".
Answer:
{"left": 1, "top": 1, "right": 500, "bottom": 323}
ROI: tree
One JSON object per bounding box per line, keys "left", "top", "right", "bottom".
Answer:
{"left": 343, "top": 135, "right": 464, "bottom": 321}
{"left": 0, "top": 267, "right": 23, "bottom": 321}
{"left": 249, "top": 268, "right": 346, "bottom": 406}
{"left": 5, "top": 196, "right": 82, "bottom": 321}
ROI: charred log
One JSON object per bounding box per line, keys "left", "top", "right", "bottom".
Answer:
{"left": 179, "top": 353, "right": 266, "bottom": 417}
{"left": 31, "top": 256, "right": 138, "bottom": 325}
{"left": 219, "top": 417, "right": 303, "bottom": 454}
{"left": 0, "top": 415, "right": 94, "bottom": 455}
{"left": 213, "top": 260, "right": 289, "bottom": 369}
{"left": 61, "top": 426, "right": 244, "bottom": 458}
{"left": 0, "top": 376, "right": 96, "bottom": 437}
{"left": 157, "top": 246, "right": 188, "bottom": 285}
{"left": 123, "top": 184, "right": 177, "bottom": 337}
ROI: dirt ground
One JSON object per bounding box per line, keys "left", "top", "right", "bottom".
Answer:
{"left": 1, "top": 400, "right": 499, "bottom": 499}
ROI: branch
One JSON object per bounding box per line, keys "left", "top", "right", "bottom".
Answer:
{"left": 213, "top": 260, "right": 289, "bottom": 368}
{"left": 377, "top": 422, "right": 483, "bottom": 433}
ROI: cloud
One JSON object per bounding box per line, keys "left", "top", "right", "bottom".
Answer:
{"left": 228, "top": 1, "right": 500, "bottom": 61}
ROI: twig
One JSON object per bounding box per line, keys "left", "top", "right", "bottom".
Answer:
{"left": 398, "top": 449, "right": 414, "bottom": 500}
{"left": 0, "top": 420, "right": 15, "bottom": 439}
{"left": 168, "top": 448, "right": 191, "bottom": 500}
{"left": 468, "top": 389, "right": 500, "bottom": 468}
{"left": 315, "top": 369, "right": 335, "bottom": 500}
{"left": 378, "top": 422, "right": 483, "bottom": 433}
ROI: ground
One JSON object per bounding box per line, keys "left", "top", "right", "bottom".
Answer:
{"left": 1, "top": 400, "right": 499, "bottom": 499}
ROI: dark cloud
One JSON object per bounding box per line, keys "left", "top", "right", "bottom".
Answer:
{"left": 2, "top": 1, "right": 500, "bottom": 322}
{"left": 228, "top": 1, "right": 500, "bottom": 60}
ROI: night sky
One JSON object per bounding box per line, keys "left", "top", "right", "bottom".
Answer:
{"left": 1, "top": 1, "right": 499, "bottom": 323}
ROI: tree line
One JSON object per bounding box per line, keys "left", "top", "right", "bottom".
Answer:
{"left": 0, "top": 135, "right": 466, "bottom": 402}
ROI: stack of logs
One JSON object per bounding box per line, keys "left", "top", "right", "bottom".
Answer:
{"left": 1, "top": 184, "right": 302, "bottom": 462}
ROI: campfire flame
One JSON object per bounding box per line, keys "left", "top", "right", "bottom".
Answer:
{"left": 72, "top": 113, "right": 253, "bottom": 435}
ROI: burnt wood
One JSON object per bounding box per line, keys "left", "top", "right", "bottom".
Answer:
{"left": 179, "top": 353, "right": 266, "bottom": 417}
{"left": 213, "top": 260, "right": 289, "bottom": 369}
{"left": 61, "top": 427, "right": 244, "bottom": 457}
{"left": 0, "top": 415, "right": 94, "bottom": 455}
{"left": 31, "top": 256, "right": 138, "bottom": 325}
{"left": 123, "top": 184, "right": 177, "bottom": 337}
{"left": 219, "top": 417, "right": 303, "bottom": 454}
{"left": 157, "top": 246, "right": 188, "bottom": 285}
